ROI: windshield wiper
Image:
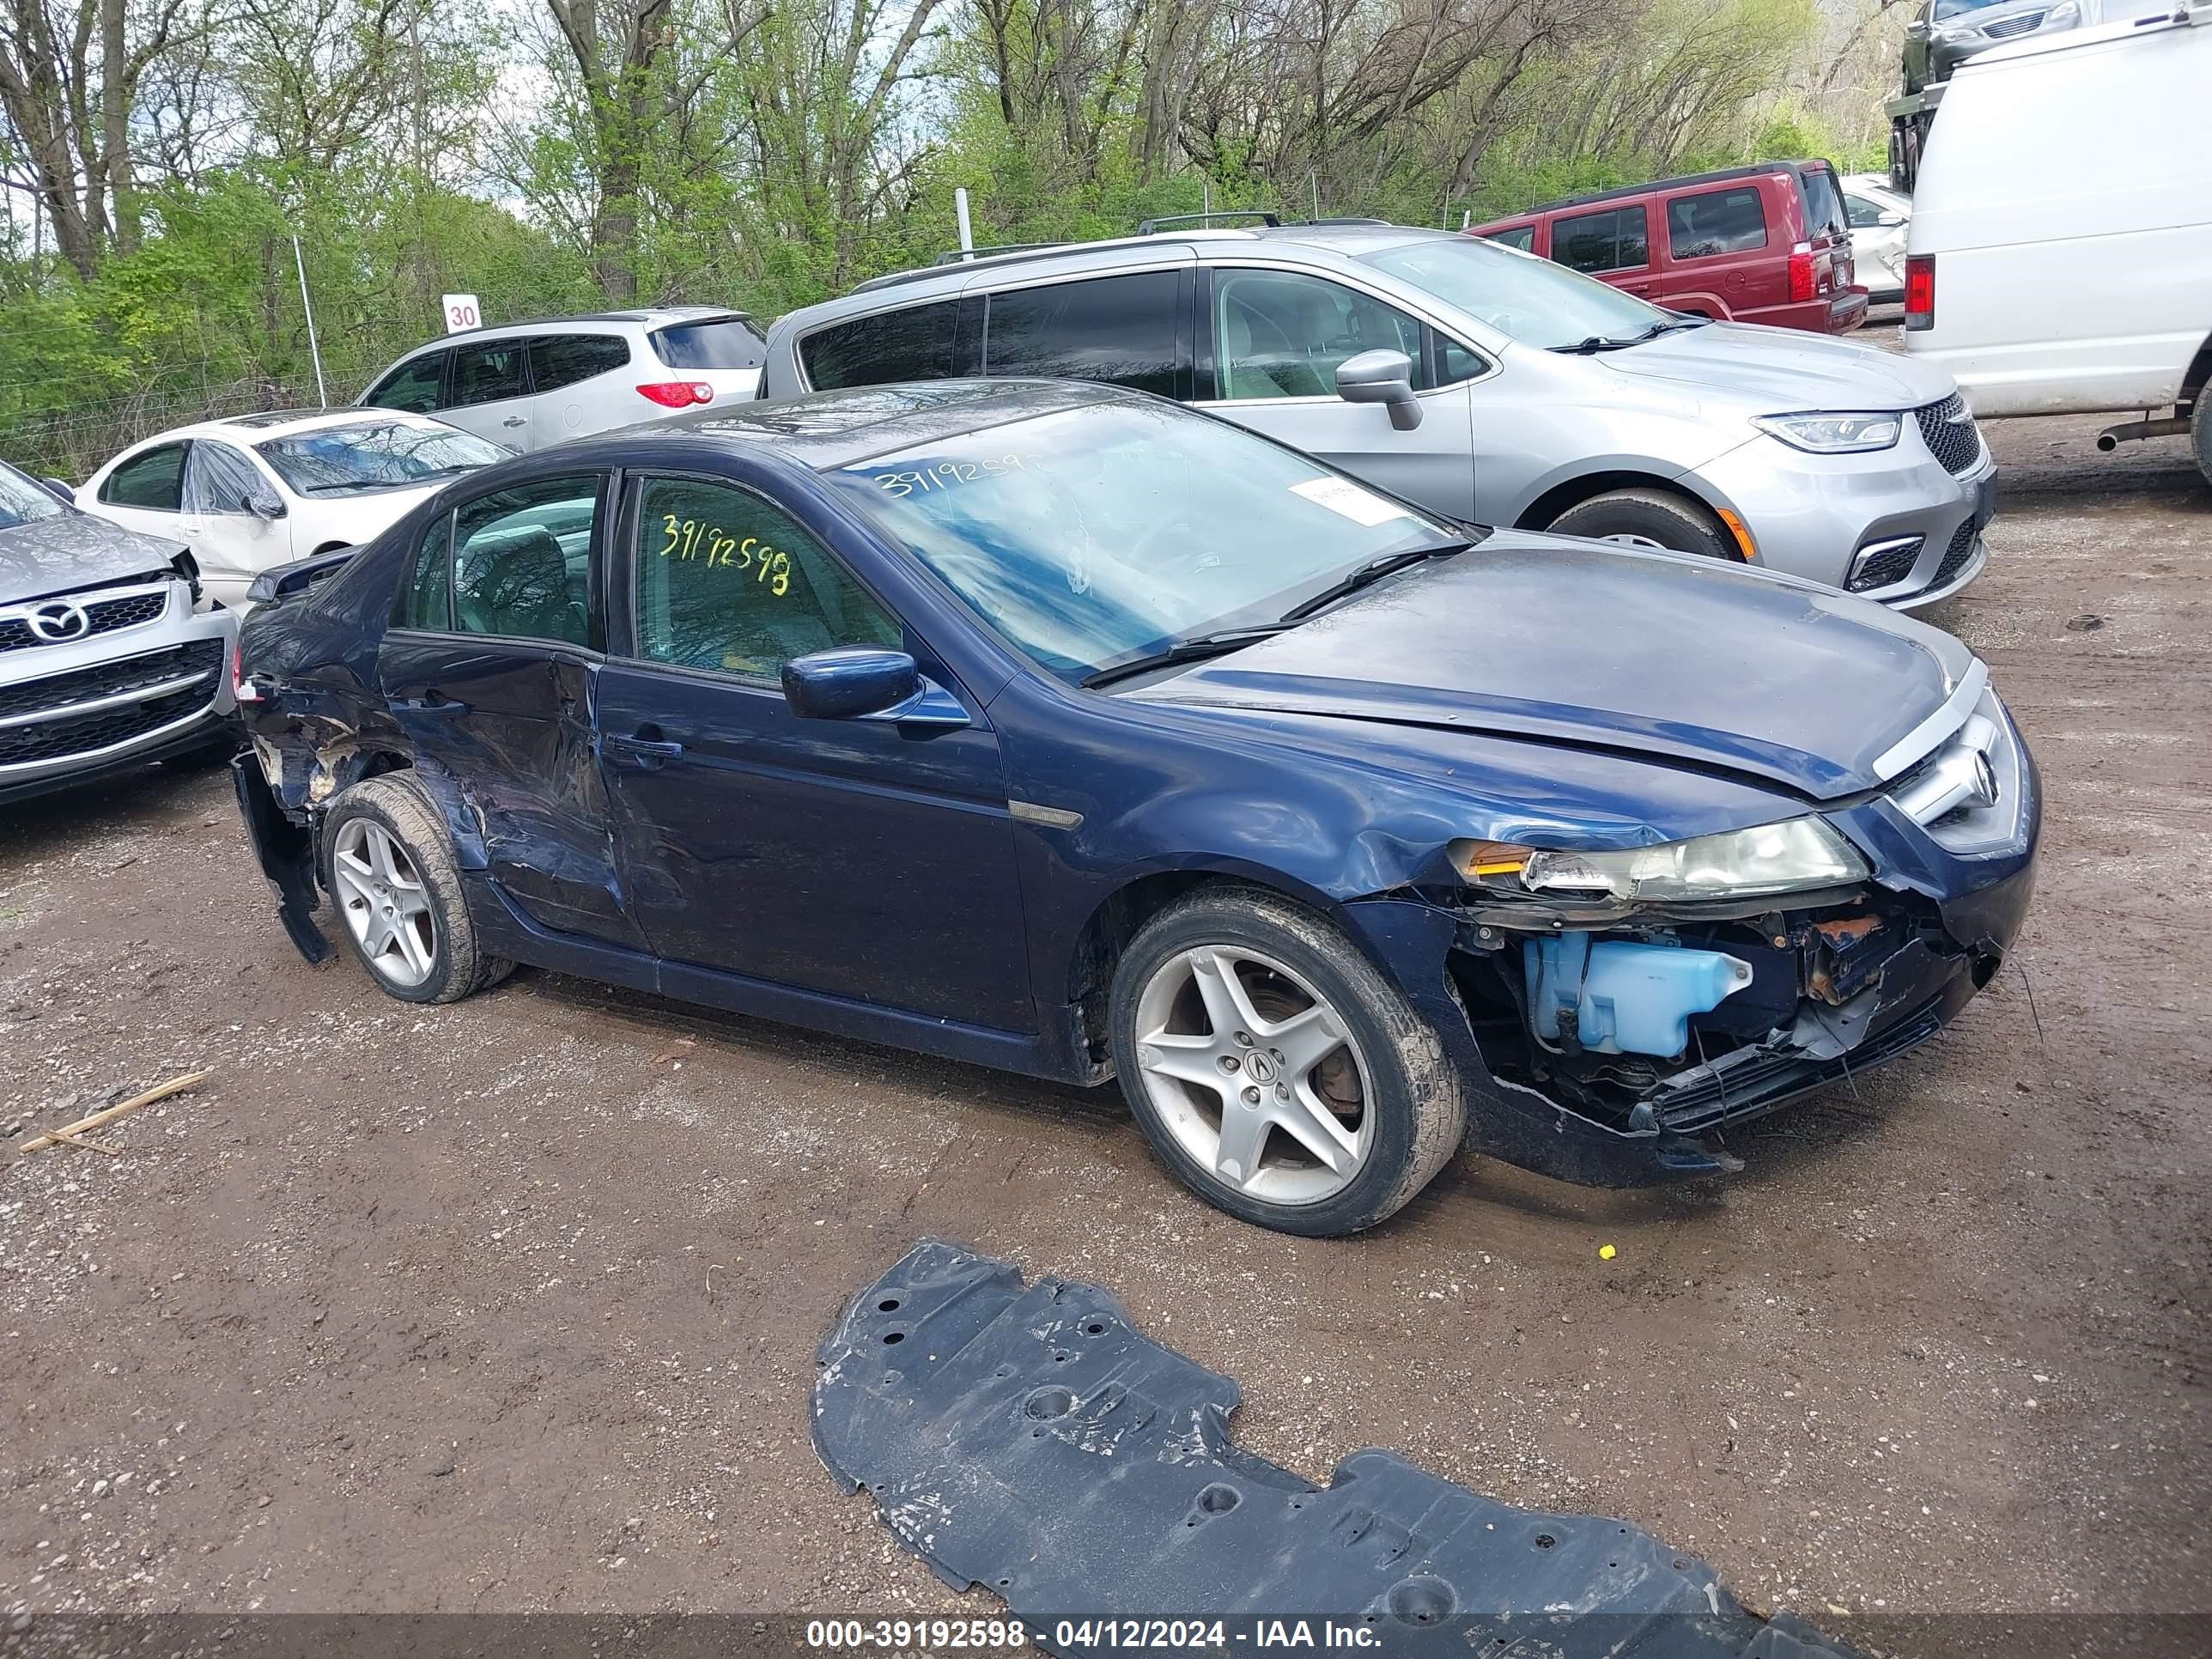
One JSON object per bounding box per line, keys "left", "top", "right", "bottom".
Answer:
{"left": 1550, "top": 318, "right": 1703, "bottom": 355}
{"left": 1081, "top": 625, "right": 1292, "bottom": 690}
{"left": 1278, "top": 538, "right": 1474, "bottom": 623}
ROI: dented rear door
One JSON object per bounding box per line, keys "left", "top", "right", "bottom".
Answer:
{"left": 377, "top": 471, "right": 646, "bottom": 949}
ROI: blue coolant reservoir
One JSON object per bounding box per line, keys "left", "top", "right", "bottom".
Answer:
{"left": 1524, "top": 935, "right": 1756, "bottom": 1058}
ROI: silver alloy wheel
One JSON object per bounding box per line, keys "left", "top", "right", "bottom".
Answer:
{"left": 1599, "top": 532, "right": 1671, "bottom": 550}
{"left": 1131, "top": 945, "right": 1374, "bottom": 1206}
{"left": 331, "top": 817, "right": 437, "bottom": 988}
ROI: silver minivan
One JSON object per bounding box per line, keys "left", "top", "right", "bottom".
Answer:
{"left": 758, "top": 222, "right": 1995, "bottom": 606}
{"left": 362, "top": 307, "right": 767, "bottom": 453}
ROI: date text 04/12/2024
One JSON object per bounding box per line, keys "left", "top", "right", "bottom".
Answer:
{"left": 802, "top": 1619, "right": 1386, "bottom": 1650}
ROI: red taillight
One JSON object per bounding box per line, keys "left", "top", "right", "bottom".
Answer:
{"left": 636, "top": 381, "right": 715, "bottom": 409}
{"left": 1787, "top": 244, "right": 1815, "bottom": 304}
{"left": 230, "top": 635, "right": 258, "bottom": 703}
{"left": 1904, "top": 254, "right": 1936, "bottom": 331}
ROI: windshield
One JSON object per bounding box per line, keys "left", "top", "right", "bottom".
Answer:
{"left": 829, "top": 401, "right": 1455, "bottom": 683}
{"left": 0, "top": 461, "right": 66, "bottom": 529}
{"left": 1360, "top": 235, "right": 1669, "bottom": 350}
{"left": 253, "top": 420, "right": 506, "bottom": 496}
{"left": 1933, "top": 0, "right": 2010, "bottom": 16}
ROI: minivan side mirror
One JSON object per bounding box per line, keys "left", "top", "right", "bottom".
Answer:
{"left": 781, "top": 647, "right": 969, "bottom": 728}
{"left": 246, "top": 489, "right": 286, "bottom": 521}
{"left": 1334, "top": 349, "right": 1423, "bottom": 431}
{"left": 1876, "top": 210, "right": 1906, "bottom": 228}
{"left": 40, "top": 477, "right": 75, "bottom": 505}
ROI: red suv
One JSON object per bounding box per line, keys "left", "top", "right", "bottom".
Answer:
{"left": 1470, "top": 161, "right": 1867, "bottom": 334}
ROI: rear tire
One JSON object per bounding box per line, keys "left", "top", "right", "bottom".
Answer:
{"left": 2191, "top": 394, "right": 2211, "bottom": 489}
{"left": 320, "top": 773, "right": 511, "bottom": 1004}
{"left": 1547, "top": 488, "right": 1738, "bottom": 559}
{"left": 1106, "top": 887, "right": 1464, "bottom": 1237}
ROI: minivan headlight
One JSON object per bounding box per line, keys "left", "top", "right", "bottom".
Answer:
{"left": 1451, "top": 817, "right": 1869, "bottom": 905}
{"left": 1753, "top": 412, "right": 1904, "bottom": 453}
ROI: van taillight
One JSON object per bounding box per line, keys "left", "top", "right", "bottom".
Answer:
{"left": 1788, "top": 244, "right": 1815, "bottom": 304}
{"left": 1904, "top": 255, "right": 1936, "bottom": 331}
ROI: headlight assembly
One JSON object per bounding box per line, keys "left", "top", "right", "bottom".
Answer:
{"left": 1753, "top": 411, "right": 1904, "bottom": 454}
{"left": 1451, "top": 817, "right": 1869, "bottom": 907}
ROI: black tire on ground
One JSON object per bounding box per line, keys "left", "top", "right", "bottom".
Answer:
{"left": 319, "top": 772, "right": 513, "bottom": 1005}
{"left": 1106, "top": 887, "right": 1465, "bottom": 1237}
{"left": 1546, "top": 487, "right": 1739, "bottom": 559}
{"left": 2192, "top": 394, "right": 2212, "bottom": 490}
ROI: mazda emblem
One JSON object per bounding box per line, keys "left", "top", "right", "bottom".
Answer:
{"left": 27, "top": 600, "right": 90, "bottom": 641}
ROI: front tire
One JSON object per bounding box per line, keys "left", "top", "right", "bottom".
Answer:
{"left": 1547, "top": 488, "right": 1738, "bottom": 559}
{"left": 321, "top": 774, "right": 510, "bottom": 1004}
{"left": 2192, "top": 393, "right": 2211, "bottom": 490}
{"left": 1107, "top": 888, "right": 1464, "bottom": 1237}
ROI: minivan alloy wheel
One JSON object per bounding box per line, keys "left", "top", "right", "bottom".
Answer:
{"left": 1131, "top": 945, "right": 1374, "bottom": 1205}
{"left": 331, "top": 818, "right": 438, "bottom": 988}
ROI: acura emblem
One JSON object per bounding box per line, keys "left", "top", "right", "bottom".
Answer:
{"left": 1969, "top": 751, "right": 2000, "bottom": 808}
{"left": 27, "top": 600, "right": 89, "bottom": 641}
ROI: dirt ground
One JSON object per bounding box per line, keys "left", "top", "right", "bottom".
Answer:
{"left": 2, "top": 392, "right": 2207, "bottom": 1637}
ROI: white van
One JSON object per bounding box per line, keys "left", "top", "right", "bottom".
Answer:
{"left": 1902, "top": 3, "right": 2212, "bottom": 483}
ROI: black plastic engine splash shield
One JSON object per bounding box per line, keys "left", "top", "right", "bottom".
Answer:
{"left": 814, "top": 1240, "right": 1857, "bottom": 1658}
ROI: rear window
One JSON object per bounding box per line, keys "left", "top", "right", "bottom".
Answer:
{"left": 652, "top": 318, "right": 767, "bottom": 371}
{"left": 1667, "top": 188, "right": 1769, "bottom": 259}
{"left": 1795, "top": 167, "right": 1848, "bottom": 240}
{"left": 1552, "top": 206, "right": 1650, "bottom": 275}
{"left": 801, "top": 301, "right": 969, "bottom": 391}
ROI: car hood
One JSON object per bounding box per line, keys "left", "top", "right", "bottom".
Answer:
{"left": 1127, "top": 534, "right": 1976, "bottom": 801}
{"left": 1598, "top": 322, "right": 1958, "bottom": 412}
{"left": 0, "top": 510, "right": 184, "bottom": 607}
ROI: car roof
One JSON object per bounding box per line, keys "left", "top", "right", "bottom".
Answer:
{"left": 444, "top": 306, "right": 752, "bottom": 337}
{"left": 1524, "top": 161, "right": 1819, "bottom": 216}
{"left": 842, "top": 221, "right": 1455, "bottom": 301}
{"left": 549, "top": 379, "right": 1144, "bottom": 473}
{"left": 139, "top": 408, "right": 453, "bottom": 447}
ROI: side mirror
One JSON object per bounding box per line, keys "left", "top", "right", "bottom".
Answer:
{"left": 246, "top": 490, "right": 286, "bottom": 521}
{"left": 40, "top": 477, "right": 75, "bottom": 505}
{"left": 781, "top": 647, "right": 969, "bottom": 728}
{"left": 1334, "top": 349, "right": 1423, "bottom": 431}
{"left": 1877, "top": 210, "right": 1906, "bottom": 228}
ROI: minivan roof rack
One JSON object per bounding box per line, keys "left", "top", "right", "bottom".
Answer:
{"left": 1304, "top": 216, "right": 1390, "bottom": 227}
{"left": 933, "top": 241, "right": 1065, "bottom": 265}
{"left": 1135, "top": 210, "right": 1282, "bottom": 234}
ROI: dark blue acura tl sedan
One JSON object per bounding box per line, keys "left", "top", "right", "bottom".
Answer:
{"left": 230, "top": 380, "right": 2037, "bottom": 1236}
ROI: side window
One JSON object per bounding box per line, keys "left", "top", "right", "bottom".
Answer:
{"left": 1483, "top": 226, "right": 1535, "bottom": 253}
{"left": 1553, "top": 207, "right": 1649, "bottom": 274}
{"left": 181, "top": 441, "right": 268, "bottom": 514}
{"left": 1668, "top": 188, "right": 1770, "bottom": 259}
{"left": 404, "top": 514, "right": 453, "bottom": 630}
{"left": 633, "top": 477, "right": 900, "bottom": 679}
{"left": 100, "top": 442, "right": 190, "bottom": 510}
{"left": 450, "top": 340, "right": 530, "bottom": 408}
{"left": 367, "top": 353, "right": 446, "bottom": 413}
{"left": 1437, "top": 336, "right": 1488, "bottom": 386}
{"left": 1844, "top": 193, "right": 1884, "bottom": 230}
{"left": 450, "top": 476, "right": 598, "bottom": 646}
{"left": 1212, "top": 270, "right": 1425, "bottom": 402}
{"left": 528, "top": 334, "right": 631, "bottom": 394}
{"left": 800, "top": 301, "right": 962, "bottom": 391}
{"left": 982, "top": 271, "right": 1180, "bottom": 398}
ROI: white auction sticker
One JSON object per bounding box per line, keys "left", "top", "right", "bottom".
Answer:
{"left": 1290, "top": 475, "right": 1412, "bottom": 527}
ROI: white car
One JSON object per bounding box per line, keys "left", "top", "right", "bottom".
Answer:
{"left": 357, "top": 307, "right": 767, "bottom": 450}
{"left": 1841, "top": 173, "right": 1911, "bottom": 303}
{"left": 77, "top": 410, "right": 507, "bottom": 611}
{"left": 1903, "top": 2, "right": 2211, "bottom": 481}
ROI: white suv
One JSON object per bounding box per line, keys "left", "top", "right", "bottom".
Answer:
{"left": 359, "top": 307, "right": 767, "bottom": 451}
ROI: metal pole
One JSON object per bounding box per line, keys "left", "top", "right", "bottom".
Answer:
{"left": 293, "top": 234, "right": 328, "bottom": 408}
{"left": 1311, "top": 169, "right": 1321, "bottom": 221}
{"left": 954, "top": 187, "right": 975, "bottom": 258}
